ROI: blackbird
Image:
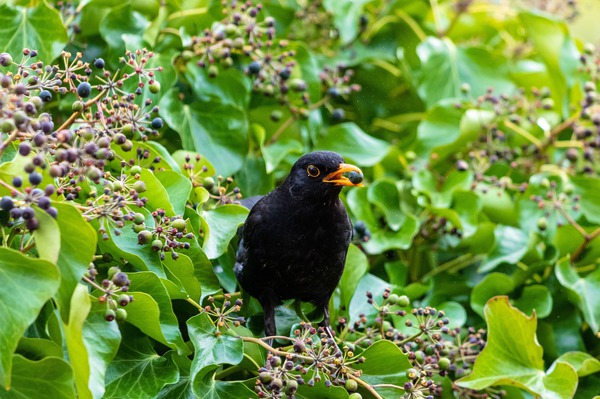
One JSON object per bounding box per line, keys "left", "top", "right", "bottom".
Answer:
{"left": 235, "top": 151, "right": 363, "bottom": 337}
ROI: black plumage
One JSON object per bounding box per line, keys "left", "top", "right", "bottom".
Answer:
{"left": 235, "top": 151, "right": 363, "bottom": 337}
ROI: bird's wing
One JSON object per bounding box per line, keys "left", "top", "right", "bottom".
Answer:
{"left": 234, "top": 194, "right": 269, "bottom": 280}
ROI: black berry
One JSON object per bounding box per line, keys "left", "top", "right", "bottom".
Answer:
{"left": 77, "top": 82, "right": 92, "bottom": 98}
{"left": 1, "top": 196, "right": 14, "bottom": 210}
{"left": 39, "top": 90, "right": 52, "bottom": 103}
{"left": 151, "top": 117, "right": 163, "bottom": 129}
{"left": 94, "top": 58, "right": 105, "bottom": 69}
{"left": 248, "top": 61, "right": 261, "bottom": 75}
{"left": 29, "top": 172, "right": 42, "bottom": 186}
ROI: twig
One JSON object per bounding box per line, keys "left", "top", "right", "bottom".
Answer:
{"left": 347, "top": 374, "right": 384, "bottom": 399}
{"left": 571, "top": 227, "right": 600, "bottom": 263}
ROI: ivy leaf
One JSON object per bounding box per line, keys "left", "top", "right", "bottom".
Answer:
{"left": 160, "top": 88, "right": 248, "bottom": 176}
{"left": 557, "top": 351, "right": 600, "bottom": 377}
{"left": 32, "top": 206, "right": 60, "bottom": 263}
{"left": 3, "top": 355, "right": 74, "bottom": 399}
{"left": 126, "top": 271, "right": 190, "bottom": 355}
{"left": 471, "top": 273, "right": 514, "bottom": 317}
{"left": 155, "top": 170, "right": 193, "bottom": 216}
{"left": 157, "top": 353, "right": 194, "bottom": 399}
{"left": 367, "top": 179, "right": 404, "bottom": 230}
{"left": 316, "top": 123, "right": 391, "bottom": 166}
{"left": 362, "top": 213, "right": 419, "bottom": 254}
{"left": 163, "top": 253, "right": 202, "bottom": 302}
{"left": 0, "top": 248, "right": 60, "bottom": 390}
{"left": 478, "top": 225, "right": 529, "bottom": 273}
{"left": 456, "top": 296, "right": 578, "bottom": 399}
{"left": 556, "top": 258, "right": 600, "bottom": 334}
{"left": 140, "top": 169, "right": 176, "bottom": 215}
{"left": 200, "top": 204, "right": 248, "bottom": 259}
{"left": 0, "top": 3, "right": 68, "bottom": 64}
{"left": 339, "top": 244, "right": 368, "bottom": 309}
{"left": 187, "top": 313, "right": 244, "bottom": 395}
{"left": 354, "top": 340, "right": 412, "bottom": 398}
{"left": 54, "top": 203, "right": 97, "bottom": 322}
{"left": 98, "top": 4, "right": 148, "bottom": 52}
{"left": 104, "top": 326, "right": 179, "bottom": 399}
{"left": 192, "top": 365, "right": 256, "bottom": 399}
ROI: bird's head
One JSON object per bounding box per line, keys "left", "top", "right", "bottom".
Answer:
{"left": 284, "top": 151, "right": 363, "bottom": 200}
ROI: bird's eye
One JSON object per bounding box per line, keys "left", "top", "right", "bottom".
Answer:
{"left": 306, "top": 165, "right": 320, "bottom": 177}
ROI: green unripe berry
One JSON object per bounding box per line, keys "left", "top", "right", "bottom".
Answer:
{"left": 115, "top": 308, "right": 127, "bottom": 321}
{"left": 203, "top": 177, "right": 215, "bottom": 190}
{"left": 406, "top": 368, "right": 419, "bottom": 379}
{"left": 72, "top": 100, "right": 84, "bottom": 112}
{"left": 2, "top": 119, "right": 15, "bottom": 133}
{"left": 133, "top": 213, "right": 145, "bottom": 225}
{"left": 130, "top": 165, "right": 142, "bottom": 175}
{"left": 0, "top": 52, "right": 13, "bottom": 67}
{"left": 133, "top": 180, "right": 147, "bottom": 193}
{"left": 397, "top": 295, "right": 410, "bottom": 307}
{"left": 149, "top": 81, "right": 161, "bottom": 93}
{"left": 270, "top": 110, "right": 283, "bottom": 122}
{"left": 151, "top": 239, "right": 163, "bottom": 251}
{"left": 104, "top": 308, "right": 116, "bottom": 322}
{"left": 258, "top": 371, "right": 272, "bottom": 384}
{"left": 537, "top": 217, "right": 548, "bottom": 231}
{"left": 540, "top": 178, "right": 550, "bottom": 189}
{"left": 290, "top": 78, "right": 307, "bottom": 92}
{"left": 107, "top": 266, "right": 121, "bottom": 279}
{"left": 132, "top": 223, "right": 146, "bottom": 233}
{"left": 387, "top": 293, "right": 399, "bottom": 305}
{"left": 438, "top": 357, "right": 451, "bottom": 370}
{"left": 171, "top": 218, "right": 186, "bottom": 231}
{"left": 118, "top": 294, "right": 131, "bottom": 306}
{"left": 112, "top": 181, "right": 123, "bottom": 192}
{"left": 348, "top": 393, "right": 363, "bottom": 399}
{"left": 122, "top": 123, "right": 134, "bottom": 137}
{"left": 137, "top": 230, "right": 153, "bottom": 244}
{"left": 284, "top": 379, "right": 298, "bottom": 394}
{"left": 270, "top": 378, "right": 283, "bottom": 390}
{"left": 13, "top": 111, "right": 27, "bottom": 125}
{"left": 344, "top": 379, "right": 358, "bottom": 392}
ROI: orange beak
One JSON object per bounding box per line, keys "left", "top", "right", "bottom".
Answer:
{"left": 323, "top": 163, "right": 364, "bottom": 187}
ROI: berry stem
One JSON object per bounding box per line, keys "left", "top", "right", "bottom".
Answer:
{"left": 55, "top": 88, "right": 109, "bottom": 132}
{"left": 347, "top": 373, "right": 384, "bottom": 399}
{"left": 239, "top": 336, "right": 314, "bottom": 363}
{"left": 504, "top": 119, "right": 543, "bottom": 148}
{"left": 397, "top": 331, "right": 424, "bottom": 346}
{"left": 268, "top": 115, "right": 294, "bottom": 144}
{"left": 571, "top": 226, "right": 600, "bottom": 263}
{"left": 81, "top": 274, "right": 107, "bottom": 292}
{"left": 0, "top": 130, "right": 20, "bottom": 158}
{"left": 185, "top": 296, "right": 204, "bottom": 311}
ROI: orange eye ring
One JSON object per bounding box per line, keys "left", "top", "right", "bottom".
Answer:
{"left": 307, "top": 165, "right": 320, "bottom": 177}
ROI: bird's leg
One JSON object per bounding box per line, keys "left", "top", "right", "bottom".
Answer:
{"left": 318, "top": 304, "right": 342, "bottom": 354}
{"left": 261, "top": 298, "right": 276, "bottom": 346}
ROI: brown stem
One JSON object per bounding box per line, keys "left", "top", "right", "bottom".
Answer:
{"left": 239, "top": 336, "right": 314, "bottom": 362}
{"left": 55, "top": 89, "right": 108, "bottom": 132}
{"left": 348, "top": 374, "right": 384, "bottom": 399}
{"left": 0, "top": 130, "right": 21, "bottom": 158}
{"left": 268, "top": 116, "right": 294, "bottom": 145}
{"left": 571, "top": 227, "right": 600, "bottom": 263}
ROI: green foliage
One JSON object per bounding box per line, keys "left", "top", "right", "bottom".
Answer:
{"left": 0, "top": 0, "right": 599, "bottom": 398}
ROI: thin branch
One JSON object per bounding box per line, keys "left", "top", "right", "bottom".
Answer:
{"left": 347, "top": 374, "right": 384, "bottom": 399}
{"left": 571, "top": 227, "right": 600, "bottom": 263}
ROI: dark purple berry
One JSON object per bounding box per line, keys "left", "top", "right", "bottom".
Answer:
{"left": 77, "top": 82, "right": 92, "bottom": 98}
{"left": 1, "top": 196, "right": 14, "bottom": 210}
{"left": 44, "top": 184, "right": 55, "bottom": 196}
{"left": 331, "top": 108, "right": 345, "bottom": 121}
{"left": 41, "top": 120, "right": 54, "bottom": 134}
{"left": 279, "top": 68, "right": 291, "bottom": 80}
{"left": 12, "top": 176, "right": 22, "bottom": 187}
{"left": 46, "top": 207, "right": 58, "bottom": 218}
{"left": 248, "top": 61, "right": 261, "bottom": 75}
{"left": 456, "top": 160, "right": 469, "bottom": 171}
{"left": 39, "top": 90, "right": 52, "bottom": 103}
{"left": 10, "top": 208, "right": 22, "bottom": 219}
{"left": 19, "top": 142, "right": 31, "bottom": 156}
{"left": 37, "top": 196, "right": 51, "bottom": 209}
{"left": 104, "top": 309, "right": 116, "bottom": 322}
{"left": 151, "top": 117, "right": 163, "bottom": 129}
{"left": 94, "top": 58, "right": 105, "bottom": 69}
{"left": 22, "top": 207, "right": 35, "bottom": 219}
{"left": 112, "top": 272, "right": 130, "bottom": 287}
{"left": 29, "top": 172, "right": 42, "bottom": 186}
{"left": 33, "top": 133, "right": 47, "bottom": 147}
{"left": 26, "top": 217, "right": 39, "bottom": 231}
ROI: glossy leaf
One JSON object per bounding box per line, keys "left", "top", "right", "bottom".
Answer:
{"left": 557, "top": 351, "right": 600, "bottom": 377}
{"left": 3, "top": 355, "right": 74, "bottom": 399}
{"left": 0, "top": 248, "right": 60, "bottom": 390}
{"left": 478, "top": 226, "right": 529, "bottom": 273}
{"left": 0, "top": 3, "right": 68, "bottom": 64}
{"left": 200, "top": 204, "right": 248, "bottom": 259}
{"left": 457, "top": 296, "right": 578, "bottom": 399}
{"left": 316, "top": 122, "right": 391, "bottom": 166}
{"left": 556, "top": 258, "right": 600, "bottom": 334}
{"left": 339, "top": 244, "right": 368, "bottom": 309}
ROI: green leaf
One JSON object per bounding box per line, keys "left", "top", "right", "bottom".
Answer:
{"left": 354, "top": 340, "right": 412, "bottom": 398}
{"left": 413, "top": 169, "right": 473, "bottom": 208}
{"left": 104, "top": 326, "right": 179, "bottom": 399}
{"left": 0, "top": 3, "right": 68, "bottom": 64}
{"left": 362, "top": 213, "right": 419, "bottom": 254}
{"left": 414, "top": 102, "right": 464, "bottom": 159}
{"left": 571, "top": 176, "right": 600, "bottom": 225}
{"left": 192, "top": 366, "right": 256, "bottom": 399}
{"left": 367, "top": 179, "right": 404, "bottom": 230}
{"left": 99, "top": 4, "right": 149, "bottom": 52}
{"left": 3, "top": 355, "right": 74, "bottom": 399}
{"left": 315, "top": 122, "right": 391, "bottom": 166}
{"left": 126, "top": 271, "right": 190, "bottom": 354}
{"left": 0, "top": 248, "right": 60, "bottom": 389}
{"left": 519, "top": 11, "right": 579, "bottom": 116}
{"left": 63, "top": 284, "right": 93, "bottom": 399}
{"left": 139, "top": 168, "right": 176, "bottom": 215}
{"left": 513, "top": 285, "right": 553, "bottom": 319}
{"left": 416, "top": 37, "right": 514, "bottom": 108}
{"left": 160, "top": 89, "right": 248, "bottom": 176}
{"left": 322, "top": 0, "right": 370, "bottom": 44}
{"left": 339, "top": 244, "right": 368, "bottom": 309}
{"left": 556, "top": 258, "right": 600, "bottom": 333}
{"left": 32, "top": 206, "right": 60, "bottom": 263}
{"left": 157, "top": 354, "right": 194, "bottom": 399}
{"left": 82, "top": 304, "right": 121, "bottom": 399}
{"left": 163, "top": 253, "right": 202, "bottom": 302}
{"left": 456, "top": 296, "right": 578, "bottom": 399}
{"left": 155, "top": 171, "right": 193, "bottom": 216}
{"left": 200, "top": 204, "right": 248, "bottom": 259}
{"left": 557, "top": 351, "right": 600, "bottom": 377}
{"left": 187, "top": 313, "right": 244, "bottom": 394}
{"left": 54, "top": 203, "right": 97, "bottom": 322}
{"left": 348, "top": 273, "right": 392, "bottom": 325}
{"left": 478, "top": 225, "right": 529, "bottom": 273}
{"left": 471, "top": 273, "right": 514, "bottom": 317}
